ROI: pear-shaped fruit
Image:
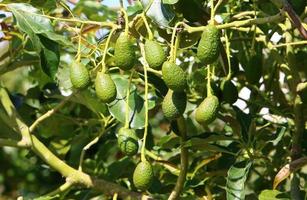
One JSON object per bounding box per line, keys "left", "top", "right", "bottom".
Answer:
{"left": 162, "top": 61, "right": 186, "bottom": 91}
{"left": 195, "top": 95, "right": 219, "bottom": 125}
{"left": 197, "top": 25, "right": 221, "bottom": 64}
{"left": 244, "top": 55, "right": 262, "bottom": 84}
{"left": 114, "top": 32, "right": 136, "bottom": 70}
{"left": 95, "top": 72, "right": 117, "bottom": 103}
{"left": 162, "top": 90, "right": 187, "bottom": 120}
{"left": 221, "top": 79, "right": 238, "bottom": 104}
{"left": 133, "top": 161, "right": 154, "bottom": 191}
{"left": 117, "top": 127, "right": 138, "bottom": 156}
{"left": 144, "top": 40, "right": 166, "bottom": 70}
{"left": 70, "top": 61, "right": 90, "bottom": 89}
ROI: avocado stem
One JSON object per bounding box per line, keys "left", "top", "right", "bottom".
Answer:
{"left": 207, "top": 65, "right": 213, "bottom": 97}
{"left": 139, "top": 44, "right": 150, "bottom": 162}
{"left": 141, "top": 13, "right": 153, "bottom": 41}
{"left": 170, "top": 22, "right": 183, "bottom": 63}
{"left": 99, "top": 28, "right": 116, "bottom": 73}
{"left": 124, "top": 70, "right": 134, "bottom": 129}
{"left": 120, "top": 8, "right": 129, "bottom": 36}
{"left": 76, "top": 24, "right": 84, "bottom": 63}
{"left": 224, "top": 30, "right": 232, "bottom": 80}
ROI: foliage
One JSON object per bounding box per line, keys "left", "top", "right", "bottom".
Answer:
{"left": 0, "top": 0, "right": 306, "bottom": 200}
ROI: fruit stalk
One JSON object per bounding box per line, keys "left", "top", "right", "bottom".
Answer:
{"left": 224, "top": 30, "right": 232, "bottom": 80}
{"left": 124, "top": 71, "right": 134, "bottom": 128}
{"left": 207, "top": 66, "right": 212, "bottom": 97}
{"left": 168, "top": 117, "right": 188, "bottom": 200}
{"left": 99, "top": 28, "right": 116, "bottom": 72}
{"left": 140, "top": 44, "right": 149, "bottom": 162}
{"left": 170, "top": 22, "right": 183, "bottom": 63}
{"left": 76, "top": 24, "right": 84, "bottom": 62}
{"left": 141, "top": 13, "right": 153, "bottom": 40}
{"left": 120, "top": 8, "right": 129, "bottom": 35}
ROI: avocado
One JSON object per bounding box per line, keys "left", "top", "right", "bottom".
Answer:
{"left": 133, "top": 161, "right": 154, "bottom": 191}
{"left": 145, "top": 40, "right": 166, "bottom": 70}
{"left": 114, "top": 32, "right": 136, "bottom": 70}
{"left": 197, "top": 25, "right": 221, "bottom": 64}
{"left": 117, "top": 127, "right": 139, "bottom": 156}
{"left": 162, "top": 90, "right": 187, "bottom": 120}
{"left": 162, "top": 61, "right": 187, "bottom": 91}
{"left": 221, "top": 79, "right": 238, "bottom": 104}
{"left": 244, "top": 55, "right": 262, "bottom": 84}
{"left": 195, "top": 95, "right": 219, "bottom": 125}
{"left": 70, "top": 61, "right": 90, "bottom": 89}
{"left": 95, "top": 72, "right": 117, "bottom": 103}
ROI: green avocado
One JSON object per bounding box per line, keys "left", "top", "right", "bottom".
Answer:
{"left": 162, "top": 61, "right": 187, "bottom": 91}
{"left": 221, "top": 79, "right": 238, "bottom": 104}
{"left": 195, "top": 95, "right": 219, "bottom": 125}
{"left": 162, "top": 90, "right": 187, "bottom": 120}
{"left": 70, "top": 61, "right": 90, "bottom": 89}
{"left": 114, "top": 32, "right": 136, "bottom": 70}
{"left": 95, "top": 72, "right": 117, "bottom": 103}
{"left": 117, "top": 127, "right": 139, "bottom": 156}
{"left": 245, "top": 55, "right": 262, "bottom": 84}
{"left": 133, "top": 161, "right": 154, "bottom": 191}
{"left": 197, "top": 25, "right": 221, "bottom": 64}
{"left": 145, "top": 40, "right": 166, "bottom": 70}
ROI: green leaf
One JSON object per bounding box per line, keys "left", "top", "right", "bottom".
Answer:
{"left": 74, "top": 1, "right": 117, "bottom": 21}
{"left": 39, "top": 35, "right": 60, "bottom": 79}
{"left": 74, "top": 90, "right": 109, "bottom": 116}
{"left": 234, "top": 106, "right": 252, "bottom": 142}
{"left": 259, "top": 190, "right": 289, "bottom": 200}
{"left": 163, "top": 0, "right": 179, "bottom": 4}
{"left": 8, "top": 3, "right": 70, "bottom": 47}
{"left": 108, "top": 75, "right": 155, "bottom": 129}
{"left": 141, "top": 0, "right": 175, "bottom": 27}
{"left": 30, "top": 0, "right": 57, "bottom": 11}
{"left": 226, "top": 160, "right": 252, "bottom": 200}
{"left": 8, "top": 3, "right": 52, "bottom": 51}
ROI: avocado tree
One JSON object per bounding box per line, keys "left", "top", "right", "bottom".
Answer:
{"left": 0, "top": 0, "right": 306, "bottom": 199}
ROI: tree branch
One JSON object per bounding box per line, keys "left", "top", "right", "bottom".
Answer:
{"left": 0, "top": 87, "right": 32, "bottom": 146}
{"left": 168, "top": 117, "right": 189, "bottom": 200}
{"left": 0, "top": 138, "right": 28, "bottom": 148}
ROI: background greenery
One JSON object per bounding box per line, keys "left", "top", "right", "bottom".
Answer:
{"left": 0, "top": 0, "right": 306, "bottom": 199}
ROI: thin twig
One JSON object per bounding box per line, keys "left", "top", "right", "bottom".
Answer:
{"left": 29, "top": 94, "right": 74, "bottom": 133}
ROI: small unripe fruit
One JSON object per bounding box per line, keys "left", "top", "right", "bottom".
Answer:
{"left": 221, "top": 79, "right": 238, "bottom": 104}
{"left": 244, "top": 55, "right": 262, "bottom": 84}
{"left": 70, "top": 61, "right": 90, "bottom": 89}
{"left": 162, "top": 61, "right": 186, "bottom": 91}
{"left": 117, "top": 127, "right": 139, "bottom": 156}
{"left": 197, "top": 25, "right": 221, "bottom": 64}
{"left": 95, "top": 72, "right": 117, "bottom": 103}
{"left": 114, "top": 32, "right": 136, "bottom": 70}
{"left": 162, "top": 90, "right": 187, "bottom": 120}
{"left": 133, "top": 161, "right": 154, "bottom": 191}
{"left": 145, "top": 40, "right": 166, "bottom": 70}
{"left": 195, "top": 95, "right": 219, "bottom": 125}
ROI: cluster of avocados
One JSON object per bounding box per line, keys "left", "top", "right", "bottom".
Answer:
{"left": 69, "top": 21, "right": 253, "bottom": 191}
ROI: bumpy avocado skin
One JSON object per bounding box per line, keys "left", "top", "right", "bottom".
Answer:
{"left": 195, "top": 95, "right": 219, "bottom": 125}
{"left": 162, "top": 90, "right": 187, "bottom": 120}
{"left": 114, "top": 33, "right": 136, "bottom": 70}
{"left": 162, "top": 61, "right": 187, "bottom": 91}
{"left": 117, "top": 127, "right": 139, "bottom": 156}
{"left": 197, "top": 25, "right": 221, "bottom": 64}
{"left": 245, "top": 55, "right": 262, "bottom": 84}
{"left": 133, "top": 161, "right": 154, "bottom": 191}
{"left": 145, "top": 40, "right": 166, "bottom": 70}
{"left": 95, "top": 72, "right": 117, "bottom": 103}
{"left": 221, "top": 80, "right": 238, "bottom": 104}
{"left": 70, "top": 61, "right": 90, "bottom": 89}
